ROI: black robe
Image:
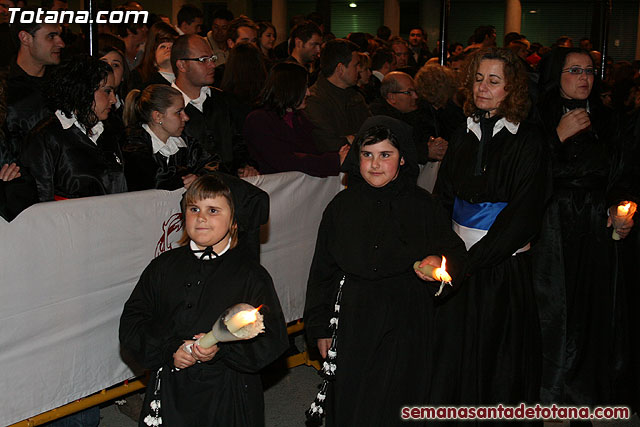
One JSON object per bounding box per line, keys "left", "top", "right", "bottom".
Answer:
{"left": 182, "top": 88, "right": 251, "bottom": 175}
{"left": 119, "top": 244, "right": 289, "bottom": 427}
{"left": 433, "top": 120, "right": 549, "bottom": 406}
{"left": 122, "top": 126, "right": 217, "bottom": 191}
{"left": 20, "top": 115, "right": 127, "bottom": 201}
{"left": 304, "top": 116, "right": 467, "bottom": 426}
{"left": 534, "top": 96, "right": 633, "bottom": 405}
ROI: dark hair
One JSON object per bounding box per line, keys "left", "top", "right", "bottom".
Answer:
{"left": 112, "top": 6, "right": 146, "bottom": 39}
{"left": 347, "top": 32, "right": 368, "bottom": 52}
{"left": 371, "top": 48, "right": 394, "bottom": 71}
{"left": 177, "top": 4, "right": 203, "bottom": 26}
{"left": 123, "top": 84, "right": 183, "bottom": 128}
{"left": 259, "top": 62, "right": 308, "bottom": 117}
{"left": 48, "top": 55, "right": 113, "bottom": 133}
{"left": 178, "top": 175, "right": 238, "bottom": 248}
{"left": 376, "top": 25, "right": 391, "bottom": 41}
{"left": 448, "top": 42, "right": 463, "bottom": 55}
{"left": 226, "top": 17, "right": 258, "bottom": 44}
{"left": 410, "top": 27, "right": 424, "bottom": 35}
{"left": 461, "top": 47, "right": 530, "bottom": 123}
{"left": 290, "top": 21, "right": 321, "bottom": 47}
{"left": 98, "top": 33, "right": 131, "bottom": 97}
{"left": 257, "top": 21, "right": 276, "bottom": 43}
{"left": 354, "top": 125, "right": 400, "bottom": 155}
{"left": 320, "top": 38, "right": 358, "bottom": 77}
{"left": 504, "top": 32, "right": 524, "bottom": 46}
{"left": 139, "top": 22, "right": 178, "bottom": 82}
{"left": 10, "top": 7, "right": 44, "bottom": 49}
{"left": 170, "top": 34, "right": 195, "bottom": 75}
{"left": 212, "top": 8, "right": 234, "bottom": 22}
{"left": 220, "top": 43, "right": 267, "bottom": 104}
{"left": 556, "top": 36, "right": 572, "bottom": 46}
{"left": 472, "top": 26, "right": 496, "bottom": 44}
{"left": 306, "top": 11, "right": 324, "bottom": 27}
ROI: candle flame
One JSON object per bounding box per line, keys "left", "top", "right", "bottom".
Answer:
{"left": 254, "top": 304, "right": 263, "bottom": 313}
{"left": 441, "top": 256, "right": 446, "bottom": 270}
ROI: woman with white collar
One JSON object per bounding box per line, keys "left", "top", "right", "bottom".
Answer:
{"left": 122, "top": 84, "right": 216, "bottom": 191}
{"left": 432, "top": 48, "right": 549, "bottom": 407}
{"left": 21, "top": 54, "right": 127, "bottom": 202}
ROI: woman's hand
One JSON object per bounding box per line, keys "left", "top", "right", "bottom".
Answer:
{"left": 414, "top": 255, "right": 442, "bottom": 282}
{"left": 607, "top": 205, "right": 635, "bottom": 239}
{"left": 173, "top": 341, "right": 197, "bottom": 369}
{"left": 317, "top": 338, "right": 333, "bottom": 359}
{"left": 0, "top": 163, "right": 21, "bottom": 182}
{"left": 338, "top": 144, "right": 350, "bottom": 165}
{"left": 556, "top": 109, "right": 591, "bottom": 142}
{"left": 191, "top": 333, "right": 219, "bottom": 363}
{"left": 237, "top": 165, "right": 259, "bottom": 177}
{"left": 427, "top": 137, "right": 448, "bottom": 161}
{"left": 182, "top": 173, "right": 197, "bottom": 189}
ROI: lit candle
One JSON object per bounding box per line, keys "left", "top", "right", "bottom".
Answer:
{"left": 414, "top": 256, "right": 452, "bottom": 282}
{"left": 225, "top": 308, "right": 258, "bottom": 333}
{"left": 617, "top": 202, "right": 631, "bottom": 216}
{"left": 612, "top": 201, "right": 637, "bottom": 240}
{"left": 195, "top": 304, "right": 265, "bottom": 349}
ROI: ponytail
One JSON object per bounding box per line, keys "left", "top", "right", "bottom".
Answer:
{"left": 123, "top": 88, "right": 142, "bottom": 128}
{"left": 123, "top": 84, "right": 183, "bottom": 128}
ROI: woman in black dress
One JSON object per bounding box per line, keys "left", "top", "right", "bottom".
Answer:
{"left": 433, "top": 47, "right": 549, "bottom": 406}
{"left": 535, "top": 48, "right": 635, "bottom": 406}
{"left": 122, "top": 84, "right": 216, "bottom": 191}
{"left": 21, "top": 55, "right": 127, "bottom": 201}
{"left": 304, "top": 116, "right": 467, "bottom": 426}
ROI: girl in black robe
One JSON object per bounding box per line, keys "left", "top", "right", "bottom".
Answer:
{"left": 21, "top": 55, "right": 127, "bottom": 202}
{"left": 122, "top": 84, "right": 217, "bottom": 191}
{"left": 304, "top": 116, "right": 467, "bottom": 426}
{"left": 120, "top": 175, "right": 289, "bottom": 427}
{"left": 534, "top": 48, "right": 635, "bottom": 406}
{"left": 433, "top": 48, "right": 549, "bottom": 408}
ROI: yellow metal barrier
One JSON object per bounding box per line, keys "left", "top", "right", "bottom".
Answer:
{"left": 9, "top": 321, "right": 319, "bottom": 426}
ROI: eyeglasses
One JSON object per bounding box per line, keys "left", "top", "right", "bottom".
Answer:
{"left": 562, "top": 66, "right": 596, "bottom": 75}
{"left": 391, "top": 89, "right": 417, "bottom": 95}
{"left": 180, "top": 55, "right": 217, "bottom": 64}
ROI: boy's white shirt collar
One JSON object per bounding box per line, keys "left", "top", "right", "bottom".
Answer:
{"left": 190, "top": 239, "right": 231, "bottom": 260}
{"left": 55, "top": 110, "right": 104, "bottom": 144}
{"left": 466, "top": 116, "right": 519, "bottom": 141}
{"left": 141, "top": 123, "right": 187, "bottom": 159}
{"left": 171, "top": 82, "right": 211, "bottom": 113}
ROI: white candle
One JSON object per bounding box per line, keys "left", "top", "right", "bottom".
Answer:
{"left": 225, "top": 309, "right": 258, "bottom": 333}
{"left": 617, "top": 202, "right": 631, "bottom": 216}
{"left": 413, "top": 256, "right": 452, "bottom": 282}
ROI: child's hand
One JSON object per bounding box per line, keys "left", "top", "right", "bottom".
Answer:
{"left": 192, "top": 333, "right": 219, "bottom": 362}
{"left": 173, "top": 341, "right": 197, "bottom": 369}
{"left": 182, "top": 174, "right": 198, "bottom": 189}
{"left": 414, "top": 255, "right": 442, "bottom": 282}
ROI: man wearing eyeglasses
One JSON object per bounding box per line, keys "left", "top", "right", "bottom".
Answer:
{"left": 171, "top": 34, "right": 258, "bottom": 177}
{"left": 370, "top": 72, "right": 448, "bottom": 163}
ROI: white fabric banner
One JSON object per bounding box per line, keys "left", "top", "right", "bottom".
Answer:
{"left": 0, "top": 171, "right": 343, "bottom": 426}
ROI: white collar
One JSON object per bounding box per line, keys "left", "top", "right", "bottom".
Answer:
{"left": 114, "top": 94, "right": 122, "bottom": 110}
{"left": 141, "top": 123, "right": 187, "bottom": 158}
{"left": 55, "top": 110, "right": 104, "bottom": 144}
{"left": 190, "top": 239, "right": 231, "bottom": 260}
{"left": 158, "top": 70, "right": 176, "bottom": 84}
{"left": 175, "top": 25, "right": 185, "bottom": 36}
{"left": 372, "top": 70, "right": 384, "bottom": 82}
{"left": 466, "top": 116, "right": 519, "bottom": 141}
{"left": 172, "top": 82, "right": 211, "bottom": 113}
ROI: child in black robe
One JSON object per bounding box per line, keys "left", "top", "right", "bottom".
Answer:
{"left": 304, "top": 116, "right": 467, "bottom": 426}
{"left": 119, "top": 175, "right": 289, "bottom": 426}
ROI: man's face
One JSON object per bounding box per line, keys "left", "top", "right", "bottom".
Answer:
{"left": 388, "top": 75, "right": 418, "bottom": 113}
{"left": 27, "top": 24, "right": 65, "bottom": 66}
{"left": 0, "top": 1, "right": 11, "bottom": 24}
{"left": 211, "top": 19, "right": 229, "bottom": 43}
{"left": 181, "top": 38, "right": 216, "bottom": 87}
{"left": 298, "top": 33, "right": 322, "bottom": 64}
{"left": 51, "top": 0, "right": 68, "bottom": 11}
{"left": 229, "top": 26, "right": 257, "bottom": 48}
{"left": 409, "top": 29, "right": 423, "bottom": 47}
{"left": 340, "top": 52, "right": 360, "bottom": 87}
{"left": 392, "top": 43, "right": 409, "bottom": 68}
{"left": 182, "top": 17, "right": 203, "bottom": 35}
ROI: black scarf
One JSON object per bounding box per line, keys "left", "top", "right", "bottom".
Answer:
{"left": 474, "top": 111, "right": 502, "bottom": 175}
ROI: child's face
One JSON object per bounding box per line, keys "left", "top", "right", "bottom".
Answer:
{"left": 184, "top": 195, "right": 233, "bottom": 251}
{"left": 359, "top": 139, "right": 404, "bottom": 188}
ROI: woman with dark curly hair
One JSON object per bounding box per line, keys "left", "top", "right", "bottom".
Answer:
{"left": 243, "top": 62, "right": 348, "bottom": 176}
{"left": 432, "top": 47, "right": 549, "bottom": 406}
{"left": 21, "top": 54, "right": 127, "bottom": 201}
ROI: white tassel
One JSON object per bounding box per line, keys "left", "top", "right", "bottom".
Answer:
{"left": 334, "top": 303, "right": 340, "bottom": 312}
{"left": 330, "top": 317, "right": 338, "bottom": 327}
{"left": 327, "top": 349, "right": 337, "bottom": 358}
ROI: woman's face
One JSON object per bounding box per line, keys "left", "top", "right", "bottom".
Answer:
{"left": 560, "top": 53, "right": 594, "bottom": 100}
{"left": 155, "top": 41, "right": 173, "bottom": 70}
{"left": 295, "top": 87, "right": 311, "bottom": 110}
{"left": 473, "top": 59, "right": 507, "bottom": 116}
{"left": 158, "top": 96, "right": 189, "bottom": 137}
{"left": 359, "top": 138, "right": 405, "bottom": 188}
{"left": 260, "top": 27, "right": 276, "bottom": 50}
{"left": 358, "top": 65, "right": 371, "bottom": 86}
{"left": 100, "top": 51, "right": 124, "bottom": 89}
{"left": 93, "top": 73, "right": 116, "bottom": 121}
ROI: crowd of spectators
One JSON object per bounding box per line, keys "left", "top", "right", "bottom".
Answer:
{"left": 0, "top": 1, "right": 639, "bottom": 424}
